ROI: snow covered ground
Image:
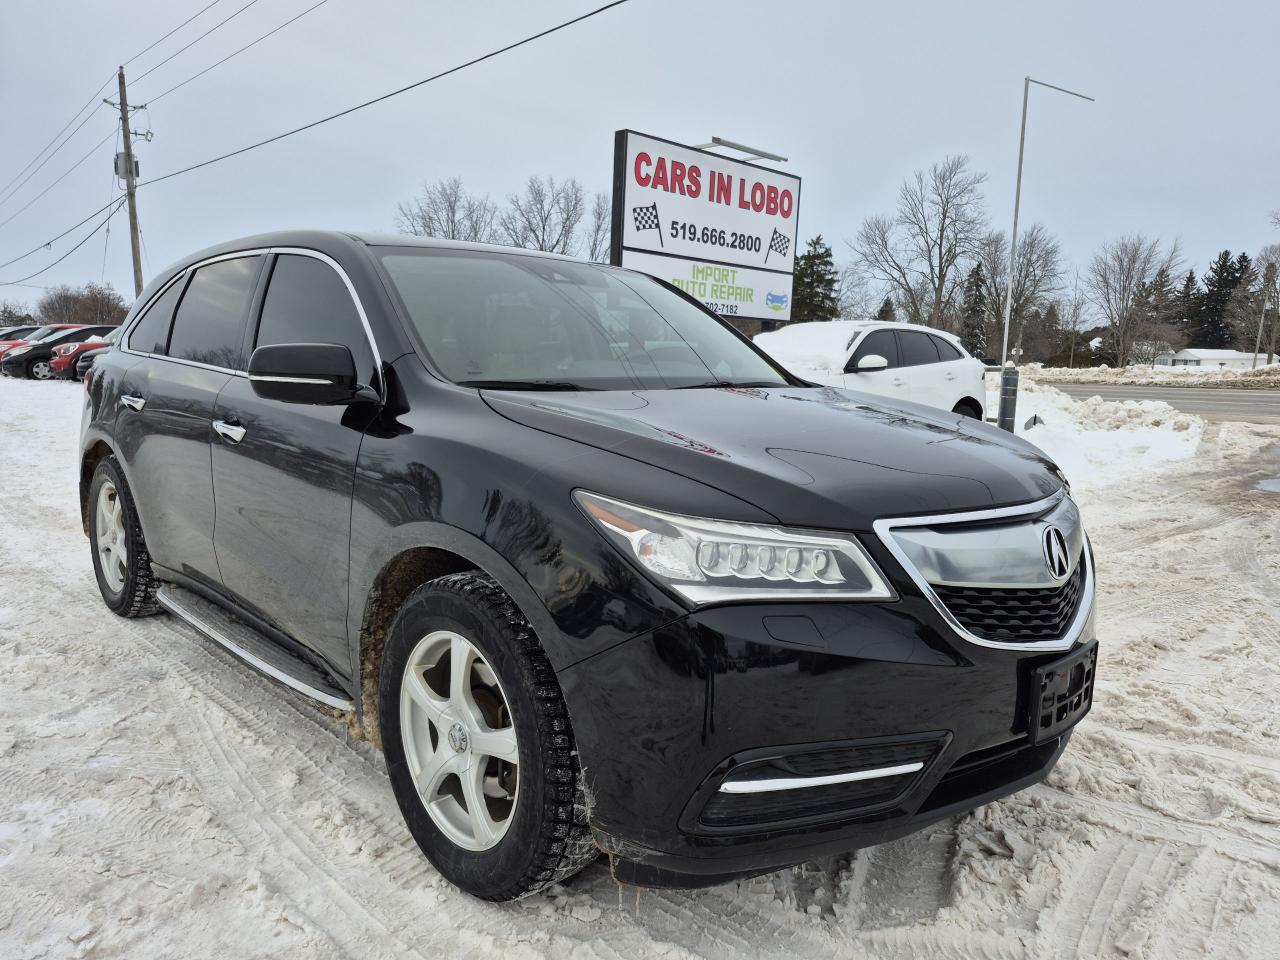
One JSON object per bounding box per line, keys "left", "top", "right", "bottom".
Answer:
{"left": 2, "top": 378, "right": 1279, "bottom": 959}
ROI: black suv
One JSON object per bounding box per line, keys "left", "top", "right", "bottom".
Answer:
{"left": 80, "top": 231, "right": 1096, "bottom": 900}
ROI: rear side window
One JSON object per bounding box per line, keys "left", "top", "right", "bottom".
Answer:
{"left": 849, "top": 329, "right": 899, "bottom": 370}
{"left": 255, "top": 254, "right": 376, "bottom": 386}
{"left": 167, "top": 256, "right": 264, "bottom": 369}
{"left": 899, "top": 330, "right": 940, "bottom": 366}
{"left": 128, "top": 278, "right": 185, "bottom": 355}
{"left": 932, "top": 336, "right": 963, "bottom": 361}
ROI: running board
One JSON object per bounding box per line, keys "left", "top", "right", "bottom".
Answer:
{"left": 156, "top": 584, "right": 354, "bottom": 711}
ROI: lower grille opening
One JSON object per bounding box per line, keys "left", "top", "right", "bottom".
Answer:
{"left": 694, "top": 736, "right": 944, "bottom": 832}
{"left": 918, "top": 736, "right": 1061, "bottom": 814}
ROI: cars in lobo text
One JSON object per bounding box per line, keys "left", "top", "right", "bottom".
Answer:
{"left": 80, "top": 231, "right": 1096, "bottom": 900}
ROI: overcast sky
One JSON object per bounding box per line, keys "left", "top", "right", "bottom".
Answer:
{"left": 2, "top": 0, "right": 1277, "bottom": 309}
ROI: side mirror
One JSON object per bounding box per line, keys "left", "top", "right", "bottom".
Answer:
{"left": 248, "top": 343, "right": 365, "bottom": 405}
{"left": 854, "top": 353, "right": 889, "bottom": 372}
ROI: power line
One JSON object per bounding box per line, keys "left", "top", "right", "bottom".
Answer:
{"left": 0, "top": 198, "right": 127, "bottom": 286}
{"left": 143, "top": 0, "right": 333, "bottom": 106}
{"left": 133, "top": 0, "right": 264, "bottom": 84}
{"left": 0, "top": 128, "right": 118, "bottom": 230}
{"left": 142, "top": 0, "right": 631, "bottom": 188}
{"left": 0, "top": 71, "right": 115, "bottom": 199}
{"left": 0, "top": 102, "right": 112, "bottom": 210}
{"left": 1, "top": 0, "right": 633, "bottom": 281}
{"left": 123, "top": 0, "right": 227, "bottom": 67}
{"left": 0, "top": 1, "right": 226, "bottom": 200}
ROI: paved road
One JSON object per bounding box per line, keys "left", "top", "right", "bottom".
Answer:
{"left": 1053, "top": 382, "right": 1280, "bottom": 424}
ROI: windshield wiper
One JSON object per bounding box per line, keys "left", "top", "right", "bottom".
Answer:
{"left": 457, "top": 379, "right": 596, "bottom": 391}
{"left": 670, "top": 380, "right": 785, "bottom": 389}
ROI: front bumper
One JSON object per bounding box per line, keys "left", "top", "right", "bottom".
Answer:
{"left": 558, "top": 547, "right": 1096, "bottom": 886}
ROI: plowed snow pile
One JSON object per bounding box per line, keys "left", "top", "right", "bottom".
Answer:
{"left": 1027, "top": 361, "right": 1280, "bottom": 389}
{"left": 2, "top": 378, "right": 1278, "bottom": 960}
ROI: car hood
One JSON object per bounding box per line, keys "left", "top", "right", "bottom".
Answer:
{"left": 483, "top": 385, "right": 1063, "bottom": 530}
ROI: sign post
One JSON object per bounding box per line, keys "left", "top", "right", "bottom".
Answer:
{"left": 611, "top": 130, "right": 801, "bottom": 327}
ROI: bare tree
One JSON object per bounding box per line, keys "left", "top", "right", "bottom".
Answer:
{"left": 499, "top": 176, "right": 586, "bottom": 255}
{"left": 834, "top": 260, "right": 881, "bottom": 321}
{"left": 396, "top": 177, "right": 498, "bottom": 243}
{"left": 36, "top": 283, "right": 128, "bottom": 326}
{"left": 851, "top": 156, "right": 987, "bottom": 329}
{"left": 975, "top": 223, "right": 1064, "bottom": 357}
{"left": 586, "top": 192, "right": 611, "bottom": 263}
{"left": 1085, "top": 235, "right": 1180, "bottom": 366}
{"left": 0, "top": 299, "right": 32, "bottom": 324}
{"left": 1255, "top": 244, "right": 1280, "bottom": 362}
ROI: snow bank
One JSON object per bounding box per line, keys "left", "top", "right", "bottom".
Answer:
{"left": 1027, "top": 361, "right": 1280, "bottom": 389}
{"left": 997, "top": 380, "right": 1203, "bottom": 492}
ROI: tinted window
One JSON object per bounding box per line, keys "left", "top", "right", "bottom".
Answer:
{"left": 849, "top": 329, "right": 899, "bottom": 370}
{"left": 59, "top": 326, "right": 113, "bottom": 344}
{"left": 899, "top": 330, "right": 940, "bottom": 366}
{"left": 168, "top": 256, "right": 263, "bottom": 368}
{"left": 932, "top": 335, "right": 963, "bottom": 361}
{"left": 255, "top": 255, "right": 375, "bottom": 386}
{"left": 128, "top": 277, "right": 185, "bottom": 355}
{"left": 378, "top": 248, "right": 787, "bottom": 390}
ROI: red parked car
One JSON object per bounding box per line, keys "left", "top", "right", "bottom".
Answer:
{"left": 50, "top": 327, "right": 120, "bottom": 379}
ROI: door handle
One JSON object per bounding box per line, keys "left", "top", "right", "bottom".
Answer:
{"left": 892, "top": 378, "right": 905, "bottom": 387}
{"left": 213, "top": 420, "right": 247, "bottom": 444}
{"left": 945, "top": 373, "right": 957, "bottom": 381}
{"left": 119, "top": 395, "right": 146, "bottom": 411}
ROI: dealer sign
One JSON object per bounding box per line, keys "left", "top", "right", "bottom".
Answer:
{"left": 610, "top": 130, "right": 801, "bottom": 323}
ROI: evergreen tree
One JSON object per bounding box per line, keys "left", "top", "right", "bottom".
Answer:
{"left": 789, "top": 235, "right": 841, "bottom": 323}
{"left": 875, "top": 297, "right": 897, "bottom": 323}
{"left": 1174, "top": 270, "right": 1200, "bottom": 338}
{"left": 1196, "top": 251, "right": 1238, "bottom": 348}
{"left": 1226, "top": 253, "right": 1259, "bottom": 347}
{"left": 958, "top": 264, "right": 988, "bottom": 357}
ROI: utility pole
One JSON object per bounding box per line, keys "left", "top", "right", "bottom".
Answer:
{"left": 115, "top": 66, "right": 143, "bottom": 296}
{"left": 999, "top": 77, "right": 1094, "bottom": 367}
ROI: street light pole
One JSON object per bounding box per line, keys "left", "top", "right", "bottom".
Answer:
{"left": 999, "top": 77, "right": 1094, "bottom": 367}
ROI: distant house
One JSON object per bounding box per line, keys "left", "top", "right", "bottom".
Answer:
{"left": 1153, "top": 348, "right": 1271, "bottom": 369}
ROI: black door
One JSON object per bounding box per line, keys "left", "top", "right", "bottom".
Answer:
{"left": 210, "top": 252, "right": 379, "bottom": 677}
{"left": 114, "top": 255, "right": 264, "bottom": 587}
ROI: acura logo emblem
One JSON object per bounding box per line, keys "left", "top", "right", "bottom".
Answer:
{"left": 1042, "top": 526, "right": 1071, "bottom": 580}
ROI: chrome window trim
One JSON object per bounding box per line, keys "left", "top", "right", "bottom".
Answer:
{"left": 718, "top": 760, "right": 925, "bottom": 794}
{"left": 872, "top": 489, "right": 1095, "bottom": 653}
{"left": 118, "top": 246, "right": 384, "bottom": 398}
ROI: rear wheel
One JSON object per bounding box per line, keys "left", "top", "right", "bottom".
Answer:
{"left": 88, "top": 457, "right": 159, "bottom": 617}
{"left": 378, "top": 572, "right": 596, "bottom": 900}
{"left": 28, "top": 359, "right": 54, "bottom": 380}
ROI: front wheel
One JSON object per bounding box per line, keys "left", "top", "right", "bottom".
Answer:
{"left": 28, "top": 359, "right": 54, "bottom": 380}
{"left": 378, "top": 572, "right": 596, "bottom": 900}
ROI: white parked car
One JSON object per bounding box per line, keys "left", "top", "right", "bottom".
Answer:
{"left": 755, "top": 320, "right": 987, "bottom": 418}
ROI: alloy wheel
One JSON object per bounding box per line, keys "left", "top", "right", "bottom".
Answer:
{"left": 400, "top": 630, "right": 520, "bottom": 851}
{"left": 31, "top": 360, "right": 53, "bottom": 380}
{"left": 95, "top": 481, "right": 128, "bottom": 592}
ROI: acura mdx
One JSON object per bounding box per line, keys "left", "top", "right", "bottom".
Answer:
{"left": 80, "top": 231, "right": 1096, "bottom": 900}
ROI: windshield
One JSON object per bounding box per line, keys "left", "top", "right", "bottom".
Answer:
{"left": 377, "top": 247, "right": 790, "bottom": 390}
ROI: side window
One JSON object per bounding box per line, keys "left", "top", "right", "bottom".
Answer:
{"left": 127, "top": 277, "right": 185, "bottom": 355}
{"left": 168, "top": 256, "right": 264, "bottom": 369}
{"left": 255, "top": 254, "right": 375, "bottom": 386}
{"left": 899, "top": 330, "right": 940, "bottom": 367}
{"left": 932, "top": 336, "right": 963, "bottom": 361}
{"left": 848, "top": 329, "right": 899, "bottom": 371}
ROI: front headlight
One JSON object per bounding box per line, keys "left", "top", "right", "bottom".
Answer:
{"left": 574, "top": 491, "right": 896, "bottom": 605}
{"left": 6, "top": 346, "right": 31, "bottom": 357}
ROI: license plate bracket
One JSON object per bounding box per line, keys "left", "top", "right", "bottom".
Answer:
{"left": 1028, "top": 641, "right": 1097, "bottom": 744}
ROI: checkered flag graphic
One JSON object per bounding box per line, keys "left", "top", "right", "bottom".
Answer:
{"left": 631, "top": 203, "right": 663, "bottom": 247}
{"left": 764, "top": 228, "right": 790, "bottom": 264}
